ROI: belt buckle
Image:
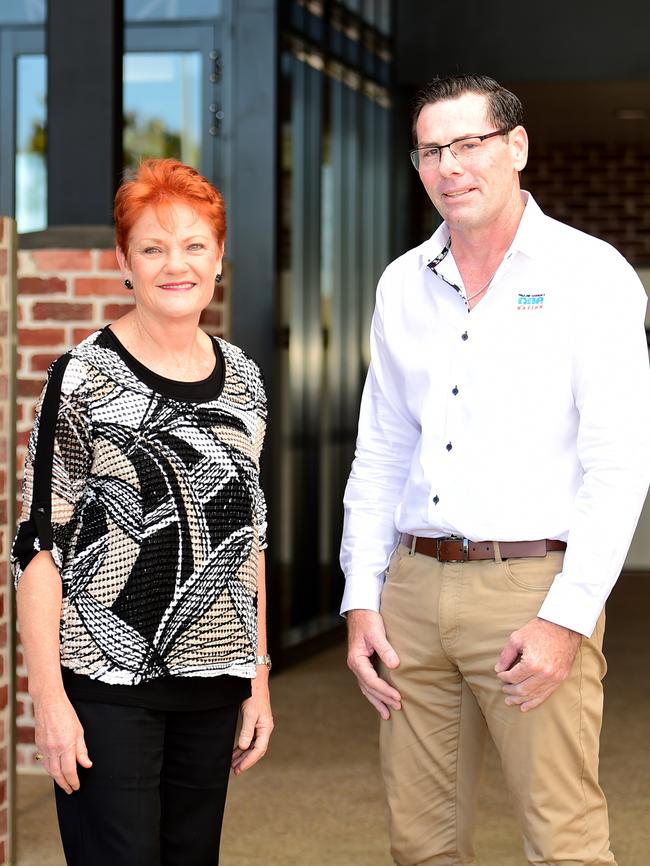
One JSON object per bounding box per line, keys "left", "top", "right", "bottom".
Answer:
{"left": 438, "top": 536, "right": 469, "bottom": 562}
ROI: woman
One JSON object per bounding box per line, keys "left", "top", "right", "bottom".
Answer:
{"left": 12, "top": 159, "right": 273, "bottom": 866}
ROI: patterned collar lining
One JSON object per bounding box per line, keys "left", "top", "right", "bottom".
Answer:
{"left": 426, "top": 236, "right": 470, "bottom": 309}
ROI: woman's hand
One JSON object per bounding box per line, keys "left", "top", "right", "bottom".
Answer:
{"left": 231, "top": 670, "right": 273, "bottom": 776}
{"left": 33, "top": 695, "right": 92, "bottom": 794}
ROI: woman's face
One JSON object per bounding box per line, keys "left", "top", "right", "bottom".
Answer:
{"left": 116, "top": 202, "right": 223, "bottom": 325}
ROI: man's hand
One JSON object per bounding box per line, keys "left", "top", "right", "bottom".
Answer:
{"left": 495, "top": 617, "right": 582, "bottom": 712}
{"left": 346, "top": 609, "right": 401, "bottom": 720}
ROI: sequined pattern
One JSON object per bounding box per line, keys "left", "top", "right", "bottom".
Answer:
{"left": 12, "top": 330, "right": 267, "bottom": 685}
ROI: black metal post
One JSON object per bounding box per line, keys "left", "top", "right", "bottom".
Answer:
{"left": 47, "top": 0, "right": 123, "bottom": 226}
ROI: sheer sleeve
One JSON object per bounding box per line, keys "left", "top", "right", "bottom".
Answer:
{"left": 12, "top": 355, "right": 93, "bottom": 585}
{"left": 251, "top": 362, "right": 268, "bottom": 552}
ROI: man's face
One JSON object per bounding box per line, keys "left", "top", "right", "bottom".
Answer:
{"left": 414, "top": 92, "right": 528, "bottom": 232}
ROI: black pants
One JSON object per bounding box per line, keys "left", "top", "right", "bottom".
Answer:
{"left": 54, "top": 700, "right": 240, "bottom": 866}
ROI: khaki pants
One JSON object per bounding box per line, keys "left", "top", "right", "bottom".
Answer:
{"left": 378, "top": 545, "right": 616, "bottom": 866}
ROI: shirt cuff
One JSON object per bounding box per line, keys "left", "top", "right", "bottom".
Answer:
{"left": 340, "top": 571, "right": 386, "bottom": 616}
{"left": 537, "top": 577, "right": 606, "bottom": 638}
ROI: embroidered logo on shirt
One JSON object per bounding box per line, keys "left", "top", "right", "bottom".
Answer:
{"left": 517, "top": 292, "right": 545, "bottom": 311}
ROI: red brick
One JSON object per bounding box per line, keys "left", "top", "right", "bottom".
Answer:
{"left": 0, "top": 217, "right": 4, "bottom": 242}
{"left": 32, "top": 301, "right": 92, "bottom": 321}
{"left": 0, "top": 685, "right": 7, "bottom": 712}
{"left": 19, "top": 276, "right": 67, "bottom": 295}
{"left": 16, "top": 725, "right": 35, "bottom": 744}
{"left": 0, "top": 838, "right": 5, "bottom": 865}
{"left": 17, "top": 676, "right": 29, "bottom": 693}
{"left": 30, "top": 352, "right": 61, "bottom": 372}
{"left": 17, "top": 379, "right": 45, "bottom": 398}
{"left": 0, "top": 248, "right": 7, "bottom": 276}
{"left": 97, "top": 249, "right": 119, "bottom": 270}
{"left": 103, "top": 302, "right": 134, "bottom": 320}
{"left": 32, "top": 249, "right": 92, "bottom": 271}
{"left": 0, "top": 806, "right": 6, "bottom": 836}
{"left": 18, "top": 326, "right": 66, "bottom": 346}
{"left": 0, "top": 779, "right": 6, "bottom": 806}
{"left": 74, "top": 277, "right": 130, "bottom": 296}
{"left": 73, "top": 327, "right": 99, "bottom": 343}
{"left": 0, "top": 310, "right": 8, "bottom": 337}
{"left": 0, "top": 500, "right": 5, "bottom": 523}
{"left": 16, "top": 429, "right": 31, "bottom": 446}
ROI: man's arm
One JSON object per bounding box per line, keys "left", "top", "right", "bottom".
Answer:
{"left": 341, "top": 273, "right": 420, "bottom": 717}
{"left": 496, "top": 254, "right": 650, "bottom": 711}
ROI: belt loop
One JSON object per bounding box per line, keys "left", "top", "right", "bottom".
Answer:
{"left": 493, "top": 540, "right": 502, "bottom": 563}
{"left": 408, "top": 534, "right": 417, "bottom": 557}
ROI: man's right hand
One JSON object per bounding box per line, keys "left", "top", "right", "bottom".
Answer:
{"left": 346, "top": 609, "right": 401, "bottom": 720}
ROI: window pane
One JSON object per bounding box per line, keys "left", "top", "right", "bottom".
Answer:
{"left": 0, "top": 0, "right": 45, "bottom": 24}
{"left": 123, "top": 52, "right": 202, "bottom": 169}
{"left": 15, "top": 54, "right": 47, "bottom": 233}
{"left": 125, "top": 0, "right": 221, "bottom": 21}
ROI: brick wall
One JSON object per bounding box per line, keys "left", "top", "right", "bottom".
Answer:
{"left": 524, "top": 141, "right": 650, "bottom": 265}
{"left": 0, "top": 217, "right": 17, "bottom": 865}
{"left": 15, "top": 247, "right": 229, "bottom": 772}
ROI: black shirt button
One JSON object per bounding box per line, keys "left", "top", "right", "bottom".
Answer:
{"left": 432, "top": 495, "right": 440, "bottom": 504}
{"left": 452, "top": 386, "right": 459, "bottom": 395}
{"left": 461, "top": 331, "right": 468, "bottom": 341}
{"left": 446, "top": 442, "right": 453, "bottom": 451}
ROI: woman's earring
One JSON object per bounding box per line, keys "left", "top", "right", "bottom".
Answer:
{"left": 124, "top": 279, "right": 134, "bottom": 290}
{"left": 215, "top": 273, "right": 222, "bottom": 284}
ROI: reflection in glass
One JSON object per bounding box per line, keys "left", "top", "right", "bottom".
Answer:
{"left": 125, "top": 0, "right": 221, "bottom": 21}
{"left": 0, "top": 0, "right": 45, "bottom": 24}
{"left": 15, "top": 54, "right": 47, "bottom": 233}
{"left": 123, "top": 52, "right": 201, "bottom": 169}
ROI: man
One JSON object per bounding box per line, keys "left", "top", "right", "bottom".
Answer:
{"left": 340, "top": 74, "right": 650, "bottom": 866}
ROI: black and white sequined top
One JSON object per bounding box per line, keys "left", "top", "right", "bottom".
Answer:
{"left": 12, "top": 327, "right": 267, "bottom": 688}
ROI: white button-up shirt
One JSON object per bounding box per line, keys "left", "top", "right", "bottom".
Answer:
{"left": 340, "top": 193, "right": 650, "bottom": 636}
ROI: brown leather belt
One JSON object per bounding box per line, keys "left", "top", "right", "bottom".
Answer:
{"left": 400, "top": 534, "right": 567, "bottom": 562}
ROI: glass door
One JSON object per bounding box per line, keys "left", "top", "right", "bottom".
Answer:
{"left": 0, "top": 19, "right": 224, "bottom": 232}
{"left": 0, "top": 28, "right": 46, "bottom": 232}
{"left": 125, "top": 23, "right": 225, "bottom": 193}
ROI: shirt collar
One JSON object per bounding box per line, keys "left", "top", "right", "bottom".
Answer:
{"left": 421, "top": 190, "right": 547, "bottom": 270}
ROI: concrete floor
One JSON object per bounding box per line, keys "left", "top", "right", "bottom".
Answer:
{"left": 15, "top": 572, "right": 650, "bottom": 865}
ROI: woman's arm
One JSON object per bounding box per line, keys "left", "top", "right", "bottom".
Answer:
{"left": 231, "top": 552, "right": 274, "bottom": 775}
{"left": 17, "top": 551, "right": 92, "bottom": 793}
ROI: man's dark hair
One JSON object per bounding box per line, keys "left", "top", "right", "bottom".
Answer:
{"left": 411, "top": 74, "right": 524, "bottom": 143}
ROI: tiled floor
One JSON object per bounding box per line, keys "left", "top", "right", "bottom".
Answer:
{"left": 15, "top": 572, "right": 650, "bottom": 865}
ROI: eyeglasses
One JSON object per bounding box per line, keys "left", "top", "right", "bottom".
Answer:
{"left": 409, "top": 128, "right": 512, "bottom": 171}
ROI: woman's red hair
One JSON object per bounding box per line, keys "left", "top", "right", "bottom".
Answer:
{"left": 114, "top": 159, "right": 226, "bottom": 254}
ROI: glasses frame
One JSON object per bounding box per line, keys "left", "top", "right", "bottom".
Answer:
{"left": 409, "top": 127, "right": 513, "bottom": 171}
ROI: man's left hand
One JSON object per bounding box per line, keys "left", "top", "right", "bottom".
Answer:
{"left": 495, "top": 617, "right": 582, "bottom": 712}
